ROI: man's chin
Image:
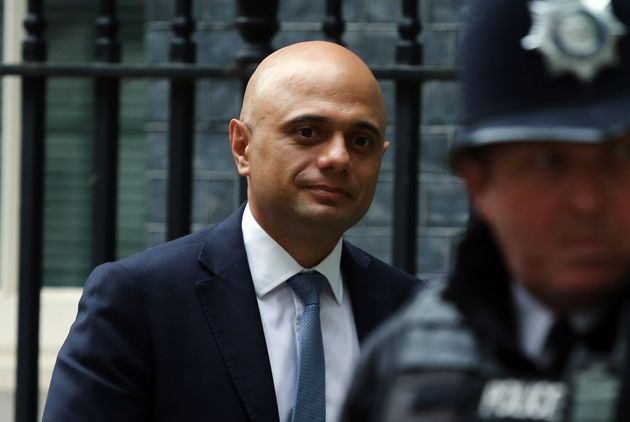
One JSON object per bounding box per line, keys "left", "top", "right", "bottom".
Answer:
{"left": 544, "top": 273, "right": 625, "bottom": 312}
{"left": 301, "top": 204, "right": 364, "bottom": 225}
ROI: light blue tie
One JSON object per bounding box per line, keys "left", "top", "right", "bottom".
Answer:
{"left": 287, "top": 271, "right": 327, "bottom": 422}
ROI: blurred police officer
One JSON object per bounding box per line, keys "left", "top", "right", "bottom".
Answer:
{"left": 341, "top": 0, "right": 630, "bottom": 420}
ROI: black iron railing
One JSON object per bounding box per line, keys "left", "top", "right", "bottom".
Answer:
{"left": 9, "top": 0, "right": 456, "bottom": 421}
{"left": 393, "top": 0, "right": 422, "bottom": 272}
{"left": 16, "top": 2, "right": 47, "bottom": 422}
{"left": 92, "top": 0, "right": 121, "bottom": 266}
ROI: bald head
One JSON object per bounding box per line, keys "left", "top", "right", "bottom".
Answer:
{"left": 240, "top": 41, "right": 385, "bottom": 130}
{"left": 228, "top": 41, "right": 390, "bottom": 264}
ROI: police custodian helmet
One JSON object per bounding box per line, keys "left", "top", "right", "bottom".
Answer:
{"left": 453, "top": 0, "right": 630, "bottom": 156}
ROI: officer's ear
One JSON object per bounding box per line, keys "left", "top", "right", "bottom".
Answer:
{"left": 457, "top": 154, "right": 493, "bottom": 220}
{"left": 229, "top": 119, "right": 251, "bottom": 177}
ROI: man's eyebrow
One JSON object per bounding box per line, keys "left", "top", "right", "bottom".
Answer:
{"left": 283, "top": 114, "right": 328, "bottom": 127}
{"left": 282, "top": 114, "right": 382, "bottom": 138}
{"left": 355, "top": 121, "right": 382, "bottom": 139}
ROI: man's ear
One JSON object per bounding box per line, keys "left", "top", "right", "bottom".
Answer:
{"left": 458, "top": 157, "right": 491, "bottom": 220}
{"left": 229, "top": 119, "right": 250, "bottom": 176}
{"left": 382, "top": 140, "right": 391, "bottom": 157}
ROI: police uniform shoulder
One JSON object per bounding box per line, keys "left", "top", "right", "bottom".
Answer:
{"left": 402, "top": 278, "right": 462, "bottom": 325}
{"left": 392, "top": 279, "right": 481, "bottom": 370}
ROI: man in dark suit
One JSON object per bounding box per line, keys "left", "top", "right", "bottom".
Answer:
{"left": 42, "top": 40, "right": 419, "bottom": 422}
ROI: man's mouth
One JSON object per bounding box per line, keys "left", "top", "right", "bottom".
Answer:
{"left": 306, "top": 184, "right": 352, "bottom": 200}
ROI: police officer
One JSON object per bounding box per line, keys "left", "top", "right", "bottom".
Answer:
{"left": 340, "top": 0, "right": 630, "bottom": 420}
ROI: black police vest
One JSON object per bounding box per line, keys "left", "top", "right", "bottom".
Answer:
{"left": 376, "top": 282, "right": 629, "bottom": 422}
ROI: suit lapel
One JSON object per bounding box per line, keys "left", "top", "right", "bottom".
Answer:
{"left": 195, "top": 205, "right": 279, "bottom": 422}
{"left": 341, "top": 242, "right": 397, "bottom": 343}
{"left": 193, "top": 209, "right": 397, "bottom": 419}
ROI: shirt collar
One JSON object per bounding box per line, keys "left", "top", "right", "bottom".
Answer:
{"left": 511, "top": 281, "right": 554, "bottom": 360}
{"left": 511, "top": 280, "right": 600, "bottom": 360}
{"left": 242, "top": 204, "right": 344, "bottom": 304}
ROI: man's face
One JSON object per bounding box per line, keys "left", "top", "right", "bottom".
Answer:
{"left": 461, "top": 136, "right": 630, "bottom": 311}
{"left": 231, "top": 58, "right": 388, "bottom": 244}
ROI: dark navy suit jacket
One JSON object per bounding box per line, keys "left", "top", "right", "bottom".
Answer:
{"left": 42, "top": 205, "right": 420, "bottom": 422}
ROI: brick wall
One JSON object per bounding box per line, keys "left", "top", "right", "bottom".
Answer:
{"left": 144, "top": 0, "right": 469, "bottom": 279}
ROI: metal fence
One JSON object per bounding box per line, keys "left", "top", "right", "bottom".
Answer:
{"left": 5, "top": 0, "right": 456, "bottom": 420}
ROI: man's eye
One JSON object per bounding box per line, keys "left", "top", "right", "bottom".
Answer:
{"left": 613, "top": 143, "right": 630, "bottom": 163}
{"left": 529, "top": 151, "right": 564, "bottom": 169}
{"left": 353, "top": 136, "right": 373, "bottom": 148}
{"left": 298, "top": 127, "right": 315, "bottom": 138}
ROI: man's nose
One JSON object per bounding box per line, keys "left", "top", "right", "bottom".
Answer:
{"left": 318, "top": 134, "right": 351, "bottom": 173}
{"left": 566, "top": 169, "right": 606, "bottom": 215}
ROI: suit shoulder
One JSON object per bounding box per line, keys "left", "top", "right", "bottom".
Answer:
{"left": 122, "top": 229, "right": 209, "bottom": 266}
{"left": 87, "top": 228, "right": 212, "bottom": 291}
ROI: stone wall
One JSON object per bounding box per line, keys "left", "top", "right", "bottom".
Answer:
{"left": 144, "top": 0, "right": 469, "bottom": 279}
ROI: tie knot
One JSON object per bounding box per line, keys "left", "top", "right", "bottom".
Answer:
{"left": 544, "top": 318, "right": 578, "bottom": 374}
{"left": 287, "top": 271, "right": 326, "bottom": 306}
{"left": 546, "top": 318, "right": 578, "bottom": 350}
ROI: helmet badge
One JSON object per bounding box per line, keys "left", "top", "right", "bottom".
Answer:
{"left": 522, "top": 0, "right": 626, "bottom": 82}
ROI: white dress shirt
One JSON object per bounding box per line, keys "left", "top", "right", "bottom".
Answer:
{"left": 242, "top": 204, "right": 360, "bottom": 422}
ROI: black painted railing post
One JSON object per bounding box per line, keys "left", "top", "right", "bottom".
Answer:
{"left": 392, "top": 0, "right": 422, "bottom": 274}
{"left": 323, "top": 0, "right": 345, "bottom": 44}
{"left": 15, "top": 1, "right": 47, "bottom": 421}
{"left": 235, "top": 0, "right": 278, "bottom": 66}
{"left": 167, "top": 0, "right": 196, "bottom": 240}
{"left": 92, "top": 0, "right": 121, "bottom": 266}
{"left": 234, "top": 0, "right": 279, "bottom": 203}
